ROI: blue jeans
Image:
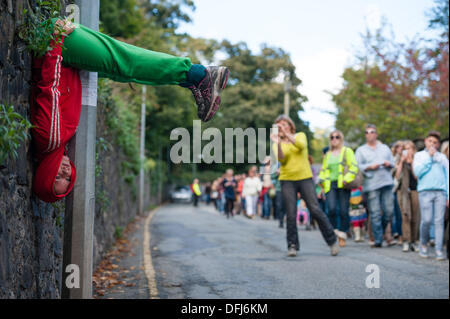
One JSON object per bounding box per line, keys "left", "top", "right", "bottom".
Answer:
{"left": 366, "top": 185, "right": 395, "bottom": 245}
{"left": 392, "top": 192, "right": 403, "bottom": 236}
{"left": 262, "top": 193, "right": 272, "bottom": 218}
{"left": 418, "top": 190, "right": 447, "bottom": 252}
{"left": 326, "top": 182, "right": 350, "bottom": 232}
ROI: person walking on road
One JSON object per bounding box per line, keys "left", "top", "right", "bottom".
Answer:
{"left": 270, "top": 115, "right": 339, "bottom": 257}
{"left": 242, "top": 166, "right": 262, "bottom": 219}
{"left": 413, "top": 131, "right": 449, "bottom": 261}
{"left": 261, "top": 158, "right": 274, "bottom": 220}
{"left": 319, "top": 130, "right": 359, "bottom": 247}
{"left": 222, "top": 169, "right": 238, "bottom": 219}
{"left": 191, "top": 178, "right": 202, "bottom": 207}
{"left": 355, "top": 124, "right": 395, "bottom": 248}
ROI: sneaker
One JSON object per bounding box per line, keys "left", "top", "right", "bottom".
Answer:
{"left": 419, "top": 245, "right": 428, "bottom": 258}
{"left": 402, "top": 242, "right": 409, "bottom": 252}
{"left": 192, "top": 66, "right": 229, "bottom": 122}
{"left": 287, "top": 245, "right": 297, "bottom": 257}
{"left": 386, "top": 239, "right": 397, "bottom": 246}
{"left": 330, "top": 242, "right": 339, "bottom": 256}
{"left": 410, "top": 243, "right": 418, "bottom": 252}
{"left": 436, "top": 251, "right": 445, "bottom": 261}
{"left": 371, "top": 242, "right": 382, "bottom": 248}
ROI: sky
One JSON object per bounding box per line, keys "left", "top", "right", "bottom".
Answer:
{"left": 178, "top": 0, "right": 440, "bottom": 131}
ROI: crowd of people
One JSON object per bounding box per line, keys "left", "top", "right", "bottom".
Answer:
{"left": 190, "top": 117, "right": 449, "bottom": 260}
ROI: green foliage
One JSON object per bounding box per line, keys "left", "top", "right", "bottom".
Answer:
{"left": 97, "top": 0, "right": 312, "bottom": 190}
{"left": 114, "top": 226, "right": 123, "bottom": 239}
{"left": 18, "top": 0, "right": 65, "bottom": 57}
{"left": 97, "top": 79, "right": 141, "bottom": 183}
{"left": 95, "top": 189, "right": 111, "bottom": 211}
{"left": 332, "top": 17, "right": 449, "bottom": 147}
{"left": 51, "top": 200, "right": 65, "bottom": 228}
{"left": 95, "top": 137, "right": 112, "bottom": 178}
{"left": 427, "top": 0, "right": 449, "bottom": 37}
{"left": 0, "top": 104, "right": 33, "bottom": 165}
{"left": 99, "top": 0, "right": 144, "bottom": 38}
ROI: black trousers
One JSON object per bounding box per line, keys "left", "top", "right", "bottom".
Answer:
{"left": 193, "top": 194, "right": 199, "bottom": 207}
{"left": 225, "top": 197, "right": 234, "bottom": 217}
{"left": 281, "top": 179, "right": 337, "bottom": 250}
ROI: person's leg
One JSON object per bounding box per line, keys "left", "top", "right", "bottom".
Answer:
{"left": 419, "top": 191, "right": 433, "bottom": 252}
{"left": 380, "top": 185, "right": 395, "bottom": 237}
{"left": 433, "top": 191, "right": 446, "bottom": 255}
{"left": 281, "top": 181, "right": 300, "bottom": 250}
{"left": 276, "top": 191, "right": 285, "bottom": 227}
{"left": 393, "top": 192, "right": 403, "bottom": 237}
{"left": 61, "top": 22, "right": 192, "bottom": 85}
{"left": 245, "top": 195, "right": 253, "bottom": 217}
{"left": 429, "top": 221, "right": 436, "bottom": 243}
{"left": 262, "top": 193, "right": 269, "bottom": 218}
{"left": 224, "top": 198, "right": 230, "bottom": 217}
{"left": 410, "top": 190, "right": 420, "bottom": 244}
{"left": 400, "top": 191, "right": 412, "bottom": 244}
{"left": 367, "top": 189, "right": 383, "bottom": 245}
{"left": 326, "top": 183, "right": 339, "bottom": 230}
{"left": 338, "top": 188, "right": 351, "bottom": 233}
{"left": 298, "top": 179, "right": 337, "bottom": 246}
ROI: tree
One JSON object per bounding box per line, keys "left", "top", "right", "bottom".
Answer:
{"left": 99, "top": 0, "right": 145, "bottom": 38}
{"left": 332, "top": 5, "right": 449, "bottom": 146}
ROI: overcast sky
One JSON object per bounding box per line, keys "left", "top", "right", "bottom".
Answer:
{"left": 178, "top": 0, "right": 439, "bottom": 131}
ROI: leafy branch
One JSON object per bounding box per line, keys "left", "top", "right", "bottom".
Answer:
{"left": 17, "top": 0, "right": 65, "bottom": 57}
{"left": 0, "top": 104, "right": 34, "bottom": 166}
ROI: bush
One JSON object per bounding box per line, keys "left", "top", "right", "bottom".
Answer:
{"left": 0, "top": 103, "right": 33, "bottom": 166}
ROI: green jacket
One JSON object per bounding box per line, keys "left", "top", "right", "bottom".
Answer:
{"left": 318, "top": 147, "right": 359, "bottom": 193}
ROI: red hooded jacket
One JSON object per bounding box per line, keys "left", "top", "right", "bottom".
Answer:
{"left": 31, "top": 36, "right": 81, "bottom": 202}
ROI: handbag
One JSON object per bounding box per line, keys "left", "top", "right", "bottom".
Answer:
{"left": 343, "top": 147, "right": 363, "bottom": 190}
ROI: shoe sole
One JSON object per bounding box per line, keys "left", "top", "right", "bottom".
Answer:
{"left": 204, "top": 67, "right": 229, "bottom": 122}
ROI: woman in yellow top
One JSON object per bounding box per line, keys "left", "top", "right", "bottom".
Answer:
{"left": 271, "top": 115, "right": 339, "bottom": 257}
{"left": 318, "top": 130, "right": 359, "bottom": 247}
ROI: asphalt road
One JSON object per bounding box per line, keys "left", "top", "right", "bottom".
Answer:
{"left": 149, "top": 203, "right": 449, "bottom": 299}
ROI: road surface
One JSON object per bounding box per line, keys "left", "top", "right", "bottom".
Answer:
{"left": 145, "top": 203, "right": 449, "bottom": 299}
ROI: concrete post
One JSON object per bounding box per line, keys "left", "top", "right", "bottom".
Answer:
{"left": 284, "top": 73, "right": 291, "bottom": 116}
{"left": 62, "top": 0, "right": 99, "bottom": 299}
{"left": 138, "top": 86, "right": 146, "bottom": 215}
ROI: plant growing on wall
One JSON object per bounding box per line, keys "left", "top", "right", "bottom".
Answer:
{"left": 18, "top": 0, "right": 65, "bottom": 57}
{"left": 0, "top": 104, "right": 34, "bottom": 166}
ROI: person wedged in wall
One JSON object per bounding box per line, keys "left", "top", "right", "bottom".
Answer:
{"left": 31, "top": 19, "right": 229, "bottom": 202}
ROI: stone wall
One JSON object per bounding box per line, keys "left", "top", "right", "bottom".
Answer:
{"left": 0, "top": 0, "right": 154, "bottom": 298}
{"left": 0, "top": 0, "right": 64, "bottom": 299}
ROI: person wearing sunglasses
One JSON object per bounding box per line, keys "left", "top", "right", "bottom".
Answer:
{"left": 355, "top": 124, "right": 395, "bottom": 248}
{"left": 318, "top": 130, "right": 359, "bottom": 247}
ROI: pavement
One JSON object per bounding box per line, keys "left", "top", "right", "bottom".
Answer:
{"left": 96, "top": 203, "right": 449, "bottom": 299}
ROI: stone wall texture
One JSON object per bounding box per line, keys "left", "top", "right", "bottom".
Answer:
{"left": 0, "top": 0, "right": 154, "bottom": 299}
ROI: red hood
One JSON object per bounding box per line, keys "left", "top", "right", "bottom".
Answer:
{"left": 32, "top": 147, "right": 76, "bottom": 203}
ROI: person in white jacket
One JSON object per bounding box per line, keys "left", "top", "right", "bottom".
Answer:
{"left": 242, "top": 166, "right": 262, "bottom": 218}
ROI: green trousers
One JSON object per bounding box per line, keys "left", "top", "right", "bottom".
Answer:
{"left": 60, "top": 22, "right": 192, "bottom": 86}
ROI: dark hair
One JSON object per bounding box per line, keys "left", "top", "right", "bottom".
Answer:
{"left": 427, "top": 130, "right": 441, "bottom": 141}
